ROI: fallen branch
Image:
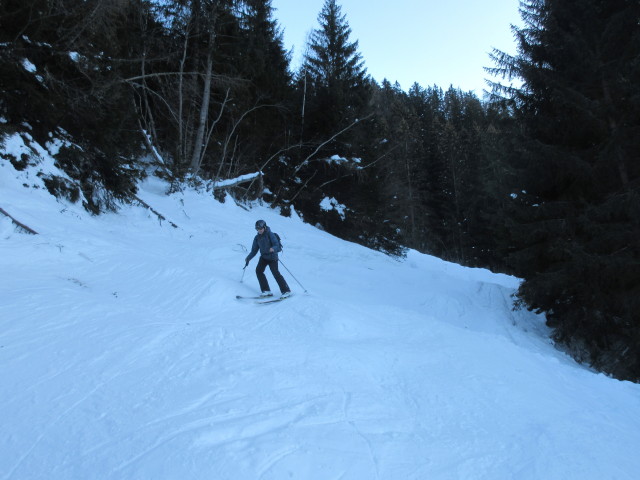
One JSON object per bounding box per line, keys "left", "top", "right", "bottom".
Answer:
{"left": 137, "top": 120, "right": 170, "bottom": 175}
{"left": 0, "top": 207, "right": 38, "bottom": 235}
{"left": 213, "top": 172, "right": 261, "bottom": 190}
{"left": 133, "top": 196, "right": 179, "bottom": 229}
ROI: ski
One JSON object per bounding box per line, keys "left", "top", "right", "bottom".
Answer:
{"left": 236, "top": 294, "right": 293, "bottom": 304}
{"left": 255, "top": 295, "right": 292, "bottom": 305}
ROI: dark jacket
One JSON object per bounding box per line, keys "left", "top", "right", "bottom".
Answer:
{"left": 246, "top": 226, "right": 281, "bottom": 262}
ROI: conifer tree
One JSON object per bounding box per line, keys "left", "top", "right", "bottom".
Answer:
{"left": 300, "top": 0, "right": 370, "bottom": 141}
{"left": 369, "top": 81, "right": 428, "bottom": 251}
{"left": 228, "top": 0, "right": 293, "bottom": 181}
{"left": 0, "top": 0, "right": 151, "bottom": 211}
{"left": 489, "top": 0, "right": 640, "bottom": 380}
{"left": 236, "top": 0, "right": 291, "bottom": 97}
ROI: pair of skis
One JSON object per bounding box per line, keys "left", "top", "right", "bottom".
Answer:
{"left": 235, "top": 294, "right": 292, "bottom": 305}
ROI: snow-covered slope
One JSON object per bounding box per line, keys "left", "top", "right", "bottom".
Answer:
{"left": 2, "top": 134, "right": 640, "bottom": 480}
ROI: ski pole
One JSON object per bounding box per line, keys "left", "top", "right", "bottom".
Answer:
{"left": 240, "top": 265, "right": 247, "bottom": 283}
{"left": 278, "top": 259, "right": 308, "bottom": 293}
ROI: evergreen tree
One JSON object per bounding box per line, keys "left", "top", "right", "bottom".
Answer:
{"left": 0, "top": 0, "right": 151, "bottom": 211}
{"left": 228, "top": 0, "right": 293, "bottom": 185}
{"left": 300, "top": 0, "right": 371, "bottom": 141}
{"left": 490, "top": 0, "right": 640, "bottom": 380}
{"left": 236, "top": 0, "right": 291, "bottom": 97}
{"left": 369, "top": 81, "right": 429, "bottom": 251}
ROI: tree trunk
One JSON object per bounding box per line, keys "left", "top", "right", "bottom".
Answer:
{"left": 601, "top": 78, "right": 629, "bottom": 190}
{"left": 189, "top": 42, "right": 214, "bottom": 175}
{"left": 178, "top": 32, "right": 189, "bottom": 164}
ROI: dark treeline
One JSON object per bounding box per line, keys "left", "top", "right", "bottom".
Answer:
{"left": 1, "top": 0, "right": 638, "bottom": 381}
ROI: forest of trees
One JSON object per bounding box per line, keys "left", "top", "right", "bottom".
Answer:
{"left": 1, "top": 0, "right": 638, "bottom": 381}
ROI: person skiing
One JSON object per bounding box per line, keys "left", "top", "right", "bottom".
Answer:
{"left": 245, "top": 220, "right": 291, "bottom": 298}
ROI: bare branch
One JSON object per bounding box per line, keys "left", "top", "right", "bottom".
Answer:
{"left": 292, "top": 113, "right": 373, "bottom": 176}
{"left": 137, "top": 117, "right": 170, "bottom": 174}
{"left": 133, "top": 197, "right": 178, "bottom": 228}
{"left": 201, "top": 88, "right": 232, "bottom": 175}
{"left": 290, "top": 171, "right": 317, "bottom": 202}
{"left": 121, "top": 71, "right": 228, "bottom": 84}
{"left": 0, "top": 207, "right": 38, "bottom": 235}
{"left": 357, "top": 144, "right": 400, "bottom": 170}
{"left": 214, "top": 102, "right": 275, "bottom": 180}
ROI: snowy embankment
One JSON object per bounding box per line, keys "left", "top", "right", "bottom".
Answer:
{"left": 1, "top": 133, "right": 640, "bottom": 480}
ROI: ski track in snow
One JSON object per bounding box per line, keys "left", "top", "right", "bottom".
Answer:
{"left": 2, "top": 147, "right": 640, "bottom": 479}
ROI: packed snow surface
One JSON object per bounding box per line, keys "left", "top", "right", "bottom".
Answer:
{"left": 2, "top": 138, "right": 640, "bottom": 479}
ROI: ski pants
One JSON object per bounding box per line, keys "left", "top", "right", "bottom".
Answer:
{"left": 256, "top": 257, "right": 290, "bottom": 294}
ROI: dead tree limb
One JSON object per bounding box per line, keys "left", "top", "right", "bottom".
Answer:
{"left": 292, "top": 113, "right": 374, "bottom": 176}
{"left": 133, "top": 197, "right": 178, "bottom": 229}
{"left": 0, "top": 207, "right": 38, "bottom": 235}
{"left": 213, "top": 173, "right": 261, "bottom": 190}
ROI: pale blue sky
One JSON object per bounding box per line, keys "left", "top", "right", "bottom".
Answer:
{"left": 271, "top": 0, "right": 522, "bottom": 96}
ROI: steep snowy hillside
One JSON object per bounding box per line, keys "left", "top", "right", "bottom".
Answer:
{"left": 2, "top": 133, "right": 640, "bottom": 480}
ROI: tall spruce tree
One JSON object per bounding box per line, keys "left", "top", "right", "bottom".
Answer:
{"left": 300, "top": 0, "right": 370, "bottom": 141}
{"left": 490, "top": 0, "right": 640, "bottom": 380}
{"left": 236, "top": 0, "right": 291, "bottom": 97}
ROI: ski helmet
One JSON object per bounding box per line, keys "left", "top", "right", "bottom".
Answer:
{"left": 255, "top": 219, "right": 267, "bottom": 230}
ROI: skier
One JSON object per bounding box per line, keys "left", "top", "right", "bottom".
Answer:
{"left": 245, "top": 220, "right": 291, "bottom": 298}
